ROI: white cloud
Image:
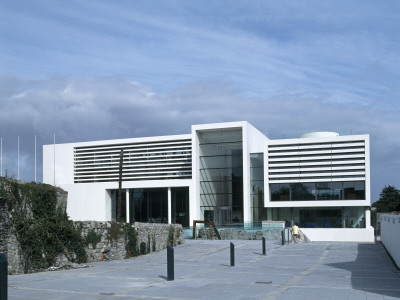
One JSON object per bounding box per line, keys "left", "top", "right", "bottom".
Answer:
{"left": 0, "top": 76, "right": 399, "bottom": 202}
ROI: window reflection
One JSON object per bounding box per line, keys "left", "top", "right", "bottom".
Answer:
{"left": 268, "top": 206, "right": 366, "bottom": 228}
{"left": 250, "top": 153, "right": 264, "bottom": 223}
{"left": 270, "top": 181, "right": 365, "bottom": 201}
{"left": 199, "top": 129, "right": 243, "bottom": 225}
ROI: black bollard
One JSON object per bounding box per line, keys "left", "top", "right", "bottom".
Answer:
{"left": 167, "top": 245, "right": 174, "bottom": 281}
{"left": 0, "top": 253, "right": 7, "bottom": 300}
{"left": 262, "top": 237, "right": 266, "bottom": 255}
{"left": 230, "top": 242, "right": 235, "bottom": 267}
{"left": 24, "top": 253, "right": 29, "bottom": 274}
{"left": 281, "top": 230, "right": 285, "bottom": 245}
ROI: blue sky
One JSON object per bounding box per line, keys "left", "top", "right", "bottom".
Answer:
{"left": 1, "top": 0, "right": 400, "bottom": 202}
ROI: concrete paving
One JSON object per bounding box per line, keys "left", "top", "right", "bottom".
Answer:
{"left": 7, "top": 240, "right": 400, "bottom": 300}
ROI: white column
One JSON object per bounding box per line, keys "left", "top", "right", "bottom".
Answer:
{"left": 168, "top": 187, "right": 172, "bottom": 224}
{"left": 242, "top": 124, "right": 251, "bottom": 224}
{"left": 365, "top": 209, "right": 371, "bottom": 228}
{"left": 190, "top": 127, "right": 201, "bottom": 225}
{"left": 126, "top": 190, "right": 130, "bottom": 223}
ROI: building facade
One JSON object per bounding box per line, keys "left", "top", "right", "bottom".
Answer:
{"left": 43, "top": 121, "right": 374, "bottom": 242}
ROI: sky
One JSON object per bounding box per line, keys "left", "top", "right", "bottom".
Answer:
{"left": 1, "top": 0, "right": 400, "bottom": 203}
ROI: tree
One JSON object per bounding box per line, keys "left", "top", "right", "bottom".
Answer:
{"left": 372, "top": 185, "right": 400, "bottom": 212}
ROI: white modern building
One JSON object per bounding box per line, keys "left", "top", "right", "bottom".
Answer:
{"left": 43, "top": 121, "right": 374, "bottom": 242}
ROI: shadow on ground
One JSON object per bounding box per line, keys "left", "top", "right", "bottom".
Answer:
{"left": 326, "top": 243, "right": 400, "bottom": 298}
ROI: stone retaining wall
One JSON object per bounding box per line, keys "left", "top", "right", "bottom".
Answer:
{"left": 0, "top": 197, "right": 23, "bottom": 274}
{"left": 0, "top": 186, "right": 70, "bottom": 274}
{"left": 2, "top": 221, "right": 183, "bottom": 274}
{"left": 79, "top": 221, "right": 184, "bottom": 263}
{"left": 0, "top": 180, "right": 185, "bottom": 274}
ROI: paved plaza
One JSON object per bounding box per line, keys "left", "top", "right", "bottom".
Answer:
{"left": 7, "top": 240, "right": 400, "bottom": 300}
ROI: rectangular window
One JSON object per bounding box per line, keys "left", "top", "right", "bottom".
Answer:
{"left": 171, "top": 187, "right": 189, "bottom": 227}
{"left": 268, "top": 207, "right": 366, "bottom": 228}
{"left": 250, "top": 153, "right": 264, "bottom": 223}
{"left": 270, "top": 181, "right": 365, "bottom": 201}
{"left": 199, "top": 129, "right": 243, "bottom": 225}
{"left": 111, "top": 188, "right": 168, "bottom": 223}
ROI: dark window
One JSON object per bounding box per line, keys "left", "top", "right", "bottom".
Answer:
{"left": 270, "top": 181, "right": 365, "bottom": 201}
{"left": 172, "top": 187, "right": 189, "bottom": 227}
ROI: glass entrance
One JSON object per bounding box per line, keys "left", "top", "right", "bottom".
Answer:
{"left": 199, "top": 128, "right": 243, "bottom": 225}
{"left": 215, "top": 206, "right": 232, "bottom": 226}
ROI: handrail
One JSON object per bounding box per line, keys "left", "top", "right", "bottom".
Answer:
{"left": 192, "top": 220, "right": 221, "bottom": 240}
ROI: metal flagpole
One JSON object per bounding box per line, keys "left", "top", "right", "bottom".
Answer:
{"left": 18, "top": 136, "right": 20, "bottom": 180}
{"left": 53, "top": 133, "right": 56, "bottom": 186}
{"left": 0, "top": 137, "right": 2, "bottom": 177}
{"left": 34, "top": 134, "right": 37, "bottom": 182}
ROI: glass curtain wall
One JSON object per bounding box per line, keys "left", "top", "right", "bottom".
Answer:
{"left": 111, "top": 187, "right": 189, "bottom": 226}
{"left": 199, "top": 129, "right": 243, "bottom": 225}
{"left": 132, "top": 188, "right": 167, "bottom": 223}
{"left": 111, "top": 189, "right": 127, "bottom": 222}
{"left": 250, "top": 153, "right": 264, "bottom": 223}
{"left": 111, "top": 188, "right": 167, "bottom": 223}
{"left": 171, "top": 187, "right": 189, "bottom": 227}
{"left": 269, "top": 206, "right": 366, "bottom": 228}
{"left": 270, "top": 181, "right": 365, "bottom": 201}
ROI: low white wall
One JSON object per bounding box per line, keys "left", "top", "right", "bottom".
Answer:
{"left": 301, "top": 227, "right": 375, "bottom": 243}
{"left": 380, "top": 214, "right": 400, "bottom": 268}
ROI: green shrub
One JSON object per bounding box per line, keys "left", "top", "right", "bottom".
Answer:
{"left": 152, "top": 233, "right": 156, "bottom": 252}
{"left": 124, "top": 224, "right": 138, "bottom": 257}
{"left": 106, "top": 222, "right": 124, "bottom": 244}
{"left": 86, "top": 230, "right": 102, "bottom": 249}
{"left": 147, "top": 234, "right": 151, "bottom": 253}
{"left": 140, "top": 242, "right": 147, "bottom": 255}
{"left": 0, "top": 178, "right": 86, "bottom": 269}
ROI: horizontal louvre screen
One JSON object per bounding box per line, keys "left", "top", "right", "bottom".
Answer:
{"left": 74, "top": 139, "right": 192, "bottom": 183}
{"left": 268, "top": 140, "right": 366, "bottom": 183}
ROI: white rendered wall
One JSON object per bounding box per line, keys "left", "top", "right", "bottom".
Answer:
{"left": 44, "top": 134, "right": 192, "bottom": 186}
{"left": 61, "top": 182, "right": 115, "bottom": 220}
{"left": 59, "top": 179, "right": 192, "bottom": 221}
{"left": 191, "top": 126, "right": 201, "bottom": 225}
{"left": 191, "top": 121, "right": 267, "bottom": 224}
{"left": 244, "top": 122, "right": 269, "bottom": 223}
{"left": 43, "top": 122, "right": 372, "bottom": 231}
{"left": 43, "top": 135, "right": 193, "bottom": 222}
{"left": 242, "top": 123, "right": 250, "bottom": 223}
{"left": 191, "top": 121, "right": 248, "bottom": 224}
{"left": 265, "top": 134, "right": 370, "bottom": 209}
{"left": 301, "top": 227, "right": 375, "bottom": 242}
{"left": 43, "top": 143, "right": 74, "bottom": 185}
{"left": 364, "top": 135, "right": 371, "bottom": 209}
{"left": 381, "top": 214, "right": 400, "bottom": 268}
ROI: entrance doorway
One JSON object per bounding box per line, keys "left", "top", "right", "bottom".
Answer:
{"left": 215, "top": 206, "right": 232, "bottom": 226}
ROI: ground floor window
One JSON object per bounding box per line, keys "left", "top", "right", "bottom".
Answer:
{"left": 201, "top": 205, "right": 243, "bottom": 226}
{"left": 267, "top": 206, "right": 367, "bottom": 228}
{"left": 110, "top": 187, "right": 189, "bottom": 226}
{"left": 171, "top": 187, "right": 189, "bottom": 227}
{"left": 132, "top": 188, "right": 167, "bottom": 223}
{"left": 250, "top": 153, "right": 264, "bottom": 223}
{"left": 270, "top": 181, "right": 365, "bottom": 201}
